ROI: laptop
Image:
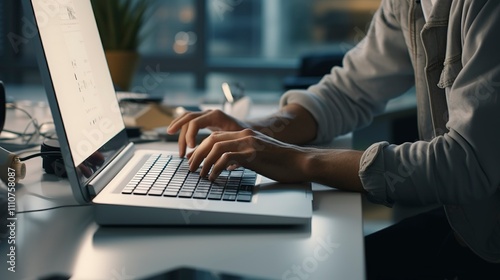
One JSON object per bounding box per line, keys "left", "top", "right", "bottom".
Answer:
{"left": 23, "top": 0, "right": 312, "bottom": 225}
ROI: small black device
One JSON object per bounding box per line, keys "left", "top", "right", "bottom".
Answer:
{"left": 41, "top": 139, "right": 67, "bottom": 177}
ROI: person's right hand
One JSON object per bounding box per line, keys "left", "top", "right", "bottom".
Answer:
{"left": 167, "top": 109, "right": 249, "bottom": 157}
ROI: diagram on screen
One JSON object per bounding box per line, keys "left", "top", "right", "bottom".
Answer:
{"left": 61, "top": 1, "right": 103, "bottom": 128}
{"left": 59, "top": 1, "right": 78, "bottom": 21}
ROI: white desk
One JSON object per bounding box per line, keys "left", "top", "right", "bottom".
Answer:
{"left": 0, "top": 140, "right": 364, "bottom": 280}
{"left": 0, "top": 88, "right": 364, "bottom": 279}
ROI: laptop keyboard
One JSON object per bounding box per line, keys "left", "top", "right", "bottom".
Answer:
{"left": 121, "top": 154, "right": 256, "bottom": 202}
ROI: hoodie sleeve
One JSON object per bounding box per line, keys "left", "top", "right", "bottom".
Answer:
{"left": 280, "top": 0, "right": 415, "bottom": 144}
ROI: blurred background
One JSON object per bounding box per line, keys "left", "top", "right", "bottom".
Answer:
{"left": 0, "top": 0, "right": 380, "bottom": 96}
{"left": 1, "top": 0, "right": 415, "bottom": 235}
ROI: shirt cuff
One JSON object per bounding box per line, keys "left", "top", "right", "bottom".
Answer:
{"left": 279, "top": 89, "right": 335, "bottom": 144}
{"left": 359, "top": 141, "right": 394, "bottom": 207}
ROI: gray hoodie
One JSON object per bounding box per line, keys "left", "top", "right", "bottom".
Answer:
{"left": 280, "top": 0, "right": 500, "bottom": 263}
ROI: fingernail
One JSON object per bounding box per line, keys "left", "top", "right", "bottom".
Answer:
{"left": 209, "top": 173, "right": 217, "bottom": 181}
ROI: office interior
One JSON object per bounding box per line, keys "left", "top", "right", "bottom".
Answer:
{"left": 0, "top": 0, "right": 420, "bottom": 252}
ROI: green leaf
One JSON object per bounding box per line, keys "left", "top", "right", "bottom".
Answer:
{"left": 91, "top": 0, "right": 156, "bottom": 51}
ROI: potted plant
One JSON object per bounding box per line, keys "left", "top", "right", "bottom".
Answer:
{"left": 91, "top": 0, "right": 153, "bottom": 90}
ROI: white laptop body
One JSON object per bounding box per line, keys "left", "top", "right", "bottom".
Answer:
{"left": 23, "top": 0, "right": 312, "bottom": 226}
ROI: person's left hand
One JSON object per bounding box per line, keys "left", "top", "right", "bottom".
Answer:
{"left": 187, "top": 129, "right": 311, "bottom": 183}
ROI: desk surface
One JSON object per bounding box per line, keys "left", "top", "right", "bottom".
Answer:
{"left": 1, "top": 88, "right": 364, "bottom": 279}
{"left": 0, "top": 141, "right": 364, "bottom": 280}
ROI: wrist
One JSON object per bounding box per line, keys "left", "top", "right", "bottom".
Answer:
{"left": 302, "top": 149, "right": 365, "bottom": 192}
{"left": 301, "top": 148, "right": 326, "bottom": 183}
{"left": 246, "top": 104, "right": 317, "bottom": 144}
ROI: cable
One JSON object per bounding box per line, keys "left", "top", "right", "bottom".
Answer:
{"left": 1, "top": 103, "right": 58, "bottom": 155}
{"left": 4, "top": 103, "right": 41, "bottom": 145}
{"left": 17, "top": 203, "right": 92, "bottom": 214}
{"left": 1, "top": 129, "right": 32, "bottom": 136}
{"left": 19, "top": 151, "right": 62, "bottom": 161}
{"left": 38, "top": 121, "right": 57, "bottom": 139}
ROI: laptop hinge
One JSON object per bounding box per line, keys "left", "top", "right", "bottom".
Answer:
{"left": 88, "top": 143, "right": 135, "bottom": 196}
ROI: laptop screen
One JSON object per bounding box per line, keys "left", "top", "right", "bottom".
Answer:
{"left": 26, "top": 0, "right": 129, "bottom": 198}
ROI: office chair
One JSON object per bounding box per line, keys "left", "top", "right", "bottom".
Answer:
{"left": 283, "top": 51, "right": 346, "bottom": 91}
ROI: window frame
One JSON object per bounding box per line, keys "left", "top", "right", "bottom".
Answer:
{"left": 138, "top": 0, "right": 297, "bottom": 90}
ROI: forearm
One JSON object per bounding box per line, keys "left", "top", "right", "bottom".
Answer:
{"left": 247, "top": 105, "right": 365, "bottom": 192}
{"left": 246, "top": 104, "right": 318, "bottom": 145}
{"left": 302, "top": 148, "right": 365, "bottom": 192}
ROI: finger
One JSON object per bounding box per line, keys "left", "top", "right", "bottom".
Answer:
{"left": 209, "top": 152, "right": 247, "bottom": 181}
{"left": 189, "top": 131, "right": 247, "bottom": 173}
{"left": 184, "top": 112, "right": 225, "bottom": 148}
{"left": 186, "top": 150, "right": 194, "bottom": 160}
{"left": 185, "top": 123, "right": 199, "bottom": 149}
{"left": 188, "top": 132, "right": 220, "bottom": 171}
{"left": 178, "top": 123, "right": 189, "bottom": 157}
{"left": 226, "top": 163, "right": 241, "bottom": 171}
{"left": 79, "top": 164, "right": 93, "bottom": 178}
{"left": 88, "top": 152, "right": 105, "bottom": 166}
{"left": 167, "top": 111, "right": 205, "bottom": 134}
{"left": 167, "top": 112, "right": 197, "bottom": 134}
{"left": 177, "top": 112, "right": 212, "bottom": 155}
{"left": 200, "top": 139, "right": 247, "bottom": 177}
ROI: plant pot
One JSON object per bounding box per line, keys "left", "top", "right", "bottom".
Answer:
{"left": 105, "top": 51, "right": 139, "bottom": 91}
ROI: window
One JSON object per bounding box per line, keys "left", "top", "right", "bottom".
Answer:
{"left": 139, "top": 0, "right": 380, "bottom": 93}
{"left": 2, "top": 0, "right": 380, "bottom": 95}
